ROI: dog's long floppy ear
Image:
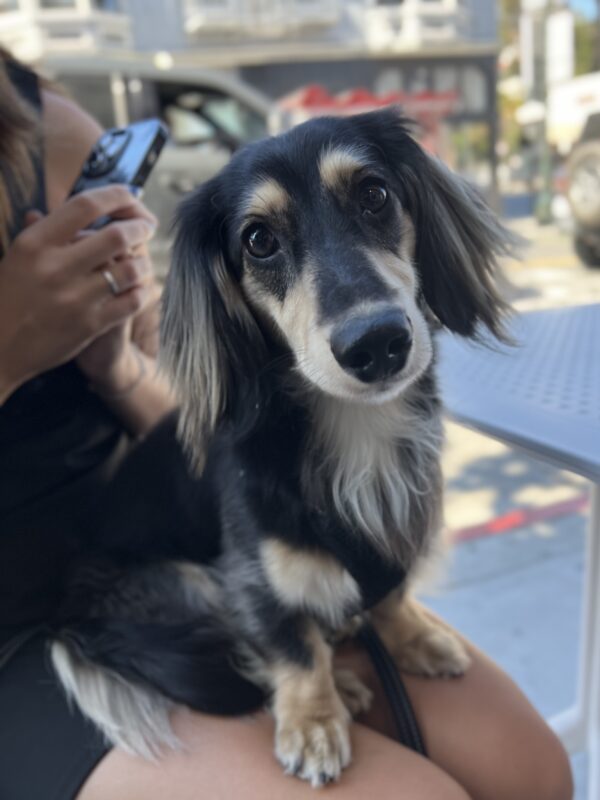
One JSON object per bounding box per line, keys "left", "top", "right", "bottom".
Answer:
{"left": 160, "top": 177, "right": 265, "bottom": 472}
{"left": 409, "top": 153, "right": 514, "bottom": 340}
{"left": 364, "top": 108, "right": 515, "bottom": 340}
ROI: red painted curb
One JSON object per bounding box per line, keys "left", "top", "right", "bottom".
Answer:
{"left": 451, "top": 493, "right": 590, "bottom": 544}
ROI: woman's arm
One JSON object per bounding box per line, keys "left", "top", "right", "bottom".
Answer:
{"left": 84, "top": 332, "right": 175, "bottom": 435}
{"left": 0, "top": 364, "right": 20, "bottom": 405}
{"left": 42, "top": 89, "right": 176, "bottom": 436}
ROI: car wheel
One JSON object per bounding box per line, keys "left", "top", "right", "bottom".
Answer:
{"left": 568, "top": 141, "right": 600, "bottom": 227}
{"left": 574, "top": 234, "right": 600, "bottom": 268}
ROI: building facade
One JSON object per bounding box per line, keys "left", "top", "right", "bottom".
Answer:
{"left": 0, "top": 0, "right": 131, "bottom": 61}
{"left": 1, "top": 0, "right": 497, "bottom": 62}
{"left": 0, "top": 0, "right": 500, "bottom": 188}
{"left": 129, "top": 0, "right": 497, "bottom": 58}
{"left": 125, "top": 0, "right": 499, "bottom": 184}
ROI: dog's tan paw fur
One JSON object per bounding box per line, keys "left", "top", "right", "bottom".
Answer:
{"left": 334, "top": 668, "right": 373, "bottom": 717}
{"left": 396, "top": 624, "right": 471, "bottom": 678}
{"left": 275, "top": 700, "right": 351, "bottom": 787}
{"left": 271, "top": 624, "right": 355, "bottom": 785}
{"left": 329, "top": 614, "right": 365, "bottom": 644}
{"left": 373, "top": 595, "right": 471, "bottom": 680}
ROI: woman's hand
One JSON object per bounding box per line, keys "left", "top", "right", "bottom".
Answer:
{"left": 131, "top": 275, "right": 162, "bottom": 358}
{"left": 75, "top": 316, "right": 134, "bottom": 395}
{"left": 75, "top": 245, "right": 160, "bottom": 393}
{"left": 0, "top": 185, "right": 156, "bottom": 403}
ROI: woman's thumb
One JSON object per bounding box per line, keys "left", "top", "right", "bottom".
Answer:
{"left": 23, "top": 209, "right": 45, "bottom": 227}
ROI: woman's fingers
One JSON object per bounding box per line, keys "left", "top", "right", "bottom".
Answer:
{"left": 106, "top": 199, "right": 158, "bottom": 227}
{"left": 23, "top": 186, "right": 139, "bottom": 245}
{"left": 85, "top": 255, "right": 152, "bottom": 301}
{"left": 84, "top": 255, "right": 153, "bottom": 333}
{"left": 70, "top": 217, "right": 156, "bottom": 272}
{"left": 79, "top": 280, "right": 152, "bottom": 340}
{"left": 131, "top": 280, "right": 162, "bottom": 357}
{"left": 22, "top": 209, "right": 44, "bottom": 228}
{"left": 24, "top": 186, "right": 131, "bottom": 245}
{"left": 97, "top": 284, "right": 151, "bottom": 331}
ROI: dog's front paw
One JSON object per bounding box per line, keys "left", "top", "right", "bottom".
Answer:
{"left": 329, "top": 614, "right": 365, "bottom": 644}
{"left": 275, "top": 703, "right": 351, "bottom": 787}
{"left": 397, "top": 625, "right": 471, "bottom": 678}
{"left": 334, "top": 668, "right": 373, "bottom": 717}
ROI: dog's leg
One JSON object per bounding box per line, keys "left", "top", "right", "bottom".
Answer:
{"left": 269, "top": 621, "right": 352, "bottom": 787}
{"left": 329, "top": 613, "right": 365, "bottom": 644}
{"left": 330, "top": 617, "right": 374, "bottom": 717}
{"left": 333, "top": 667, "right": 373, "bottom": 717}
{"left": 371, "top": 592, "right": 470, "bottom": 678}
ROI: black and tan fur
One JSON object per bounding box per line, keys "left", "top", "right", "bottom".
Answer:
{"left": 52, "top": 108, "right": 513, "bottom": 786}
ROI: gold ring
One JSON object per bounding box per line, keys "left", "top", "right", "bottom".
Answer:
{"left": 101, "top": 269, "right": 120, "bottom": 296}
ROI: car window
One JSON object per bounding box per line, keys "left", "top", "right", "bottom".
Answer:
{"left": 155, "top": 82, "right": 266, "bottom": 147}
{"left": 581, "top": 114, "right": 600, "bottom": 145}
{"left": 202, "top": 97, "right": 266, "bottom": 142}
{"left": 165, "top": 105, "right": 217, "bottom": 145}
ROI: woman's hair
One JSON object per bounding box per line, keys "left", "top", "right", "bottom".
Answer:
{"left": 0, "top": 47, "right": 39, "bottom": 253}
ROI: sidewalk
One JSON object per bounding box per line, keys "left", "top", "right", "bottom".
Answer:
{"left": 421, "top": 423, "right": 588, "bottom": 794}
{"left": 503, "top": 217, "right": 600, "bottom": 311}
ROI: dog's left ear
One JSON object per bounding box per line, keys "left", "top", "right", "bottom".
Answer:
{"left": 364, "top": 108, "right": 515, "bottom": 340}
{"left": 409, "top": 153, "right": 513, "bottom": 340}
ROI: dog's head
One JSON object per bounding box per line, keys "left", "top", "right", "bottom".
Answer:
{"left": 162, "top": 108, "right": 512, "bottom": 467}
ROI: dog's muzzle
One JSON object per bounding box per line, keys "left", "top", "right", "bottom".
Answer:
{"left": 330, "top": 309, "right": 412, "bottom": 384}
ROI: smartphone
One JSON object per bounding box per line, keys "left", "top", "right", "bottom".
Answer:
{"left": 71, "top": 118, "right": 168, "bottom": 227}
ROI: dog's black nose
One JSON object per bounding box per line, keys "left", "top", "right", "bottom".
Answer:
{"left": 330, "top": 310, "right": 412, "bottom": 384}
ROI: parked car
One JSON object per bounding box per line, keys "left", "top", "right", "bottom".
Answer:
{"left": 43, "top": 57, "right": 273, "bottom": 261}
{"left": 567, "top": 112, "right": 600, "bottom": 268}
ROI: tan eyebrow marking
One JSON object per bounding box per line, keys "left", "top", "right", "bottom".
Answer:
{"left": 318, "top": 146, "right": 370, "bottom": 193}
{"left": 243, "top": 178, "right": 289, "bottom": 220}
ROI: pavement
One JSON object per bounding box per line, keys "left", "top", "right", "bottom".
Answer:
{"left": 420, "top": 217, "right": 600, "bottom": 798}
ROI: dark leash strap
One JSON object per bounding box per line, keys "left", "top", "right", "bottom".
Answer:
{"left": 357, "top": 622, "right": 427, "bottom": 757}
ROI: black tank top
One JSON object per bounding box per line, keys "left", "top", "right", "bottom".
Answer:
{"left": 0, "top": 61, "right": 130, "bottom": 628}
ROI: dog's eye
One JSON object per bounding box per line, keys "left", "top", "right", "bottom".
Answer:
{"left": 359, "top": 180, "right": 388, "bottom": 214}
{"left": 242, "top": 223, "right": 279, "bottom": 259}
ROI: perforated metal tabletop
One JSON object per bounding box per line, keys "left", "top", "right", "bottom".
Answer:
{"left": 437, "top": 304, "right": 600, "bottom": 481}
{"left": 437, "top": 303, "right": 600, "bottom": 799}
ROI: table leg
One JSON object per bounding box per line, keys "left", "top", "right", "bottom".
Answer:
{"left": 585, "top": 484, "right": 600, "bottom": 800}
{"left": 550, "top": 483, "right": 600, "bottom": 760}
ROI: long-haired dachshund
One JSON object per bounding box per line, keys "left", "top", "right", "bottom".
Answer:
{"left": 52, "top": 108, "right": 512, "bottom": 787}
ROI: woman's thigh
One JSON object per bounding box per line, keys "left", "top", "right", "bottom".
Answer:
{"left": 78, "top": 618, "right": 574, "bottom": 800}
{"left": 405, "top": 646, "right": 572, "bottom": 800}
{"left": 337, "top": 627, "right": 573, "bottom": 800}
{"left": 78, "top": 710, "right": 470, "bottom": 800}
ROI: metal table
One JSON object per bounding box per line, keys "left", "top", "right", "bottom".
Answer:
{"left": 437, "top": 304, "right": 600, "bottom": 799}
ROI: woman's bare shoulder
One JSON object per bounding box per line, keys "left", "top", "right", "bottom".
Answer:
{"left": 41, "top": 88, "right": 103, "bottom": 209}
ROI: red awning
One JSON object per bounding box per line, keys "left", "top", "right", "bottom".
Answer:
{"left": 278, "top": 84, "right": 458, "bottom": 118}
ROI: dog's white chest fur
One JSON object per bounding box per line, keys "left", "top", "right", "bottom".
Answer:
{"left": 303, "top": 391, "right": 443, "bottom": 564}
